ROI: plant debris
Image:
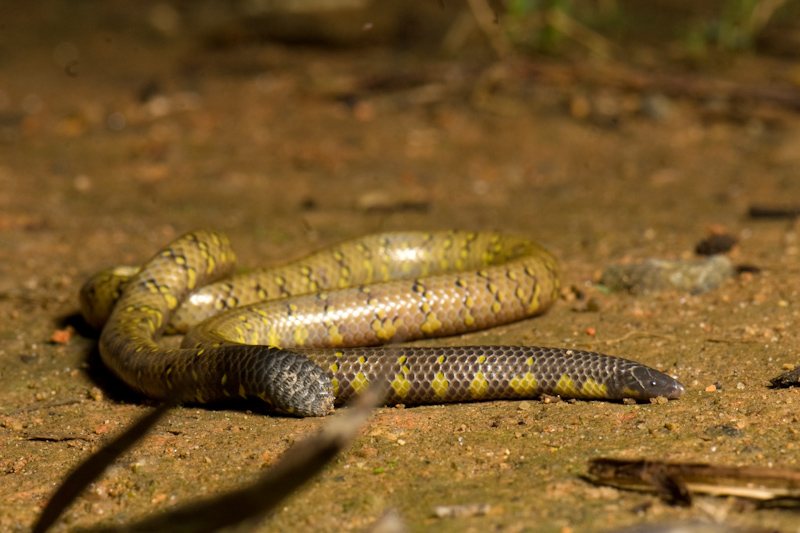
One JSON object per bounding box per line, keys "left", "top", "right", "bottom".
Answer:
{"left": 587, "top": 458, "right": 800, "bottom": 507}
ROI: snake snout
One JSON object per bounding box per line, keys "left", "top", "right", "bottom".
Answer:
{"left": 630, "top": 366, "right": 686, "bottom": 400}
{"left": 662, "top": 380, "right": 686, "bottom": 399}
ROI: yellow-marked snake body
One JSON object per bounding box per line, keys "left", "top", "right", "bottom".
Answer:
{"left": 83, "top": 230, "right": 684, "bottom": 416}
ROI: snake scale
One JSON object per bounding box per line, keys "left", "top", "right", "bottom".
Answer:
{"left": 81, "top": 229, "right": 685, "bottom": 416}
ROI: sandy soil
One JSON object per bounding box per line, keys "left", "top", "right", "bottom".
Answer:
{"left": 3, "top": 3, "right": 800, "bottom": 532}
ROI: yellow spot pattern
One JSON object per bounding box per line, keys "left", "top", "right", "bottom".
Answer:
{"left": 431, "top": 372, "right": 449, "bottom": 398}
{"left": 528, "top": 282, "right": 542, "bottom": 314}
{"left": 362, "top": 260, "right": 374, "bottom": 283}
{"left": 470, "top": 372, "right": 488, "bottom": 398}
{"left": 371, "top": 317, "right": 399, "bottom": 341}
{"left": 464, "top": 310, "right": 475, "bottom": 327}
{"left": 555, "top": 374, "right": 579, "bottom": 396}
{"left": 421, "top": 312, "right": 442, "bottom": 334}
{"left": 392, "top": 372, "right": 411, "bottom": 399}
{"left": 509, "top": 372, "right": 538, "bottom": 395}
{"left": 328, "top": 324, "right": 344, "bottom": 345}
{"left": 205, "top": 253, "right": 215, "bottom": 275}
{"left": 351, "top": 372, "right": 370, "bottom": 394}
{"left": 187, "top": 267, "right": 197, "bottom": 290}
{"left": 515, "top": 287, "right": 525, "bottom": 301}
{"left": 581, "top": 378, "right": 609, "bottom": 397}
{"left": 266, "top": 327, "right": 281, "bottom": 347}
{"left": 293, "top": 325, "right": 309, "bottom": 346}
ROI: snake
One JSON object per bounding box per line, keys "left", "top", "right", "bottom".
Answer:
{"left": 81, "top": 229, "right": 685, "bottom": 417}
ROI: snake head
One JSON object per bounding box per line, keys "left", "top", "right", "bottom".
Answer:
{"left": 626, "top": 366, "right": 686, "bottom": 400}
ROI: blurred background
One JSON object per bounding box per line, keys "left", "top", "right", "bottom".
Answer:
{"left": 3, "top": 2, "right": 800, "bottom": 532}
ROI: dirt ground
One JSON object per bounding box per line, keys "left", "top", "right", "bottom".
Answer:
{"left": 3, "top": 2, "right": 800, "bottom": 532}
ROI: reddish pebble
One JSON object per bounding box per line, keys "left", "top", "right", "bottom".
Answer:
{"left": 49, "top": 326, "right": 74, "bottom": 344}
{"left": 586, "top": 327, "right": 596, "bottom": 336}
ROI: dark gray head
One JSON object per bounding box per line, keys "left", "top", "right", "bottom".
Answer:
{"left": 624, "top": 366, "right": 685, "bottom": 400}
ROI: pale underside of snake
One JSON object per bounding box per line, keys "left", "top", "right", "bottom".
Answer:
{"left": 81, "top": 230, "right": 685, "bottom": 416}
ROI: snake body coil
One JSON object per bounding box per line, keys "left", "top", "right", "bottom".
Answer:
{"left": 83, "top": 230, "right": 684, "bottom": 416}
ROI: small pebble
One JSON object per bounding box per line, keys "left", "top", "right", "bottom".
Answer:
{"left": 770, "top": 367, "right": 800, "bottom": 388}
{"left": 89, "top": 387, "right": 104, "bottom": 402}
{"left": 695, "top": 233, "right": 737, "bottom": 255}
{"left": 2, "top": 417, "right": 24, "bottom": 431}
{"left": 434, "top": 503, "right": 490, "bottom": 518}
{"left": 49, "top": 326, "right": 74, "bottom": 344}
{"left": 641, "top": 92, "right": 674, "bottom": 121}
{"left": 601, "top": 255, "right": 733, "bottom": 294}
